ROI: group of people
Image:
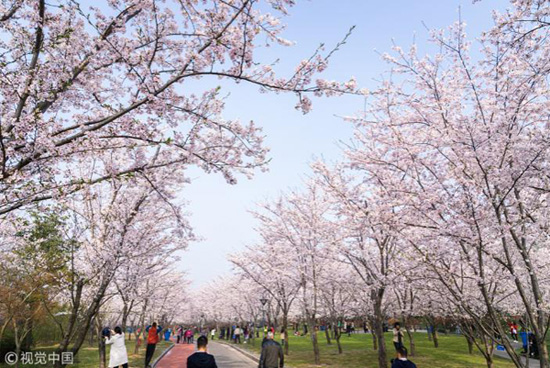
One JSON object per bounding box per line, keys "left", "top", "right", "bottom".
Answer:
{"left": 508, "top": 320, "right": 540, "bottom": 359}
{"left": 390, "top": 323, "right": 416, "bottom": 368}
{"left": 218, "top": 325, "right": 250, "bottom": 343}
{"left": 186, "top": 330, "right": 284, "bottom": 368}
{"left": 101, "top": 322, "right": 163, "bottom": 368}
{"left": 175, "top": 325, "right": 196, "bottom": 344}
{"left": 101, "top": 320, "right": 415, "bottom": 368}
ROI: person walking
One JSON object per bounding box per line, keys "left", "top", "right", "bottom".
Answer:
{"left": 510, "top": 322, "right": 519, "bottom": 342}
{"left": 234, "top": 326, "right": 242, "bottom": 344}
{"left": 144, "top": 322, "right": 161, "bottom": 368}
{"left": 187, "top": 336, "right": 218, "bottom": 368}
{"left": 105, "top": 327, "right": 129, "bottom": 368}
{"left": 391, "top": 347, "right": 416, "bottom": 368}
{"left": 259, "top": 332, "right": 284, "bottom": 368}
{"left": 210, "top": 328, "right": 216, "bottom": 341}
{"left": 177, "top": 326, "right": 183, "bottom": 344}
{"left": 392, "top": 322, "right": 404, "bottom": 351}
{"left": 280, "top": 328, "right": 286, "bottom": 348}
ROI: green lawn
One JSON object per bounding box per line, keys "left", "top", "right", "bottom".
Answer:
{"left": 232, "top": 332, "right": 518, "bottom": 368}
{"left": 1, "top": 340, "right": 173, "bottom": 368}
{"left": 76, "top": 340, "right": 172, "bottom": 368}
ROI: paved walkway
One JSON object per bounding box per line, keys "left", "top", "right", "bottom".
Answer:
{"left": 208, "top": 342, "right": 257, "bottom": 367}
{"left": 155, "top": 343, "right": 194, "bottom": 368}
{"left": 154, "top": 341, "right": 256, "bottom": 368}
{"left": 493, "top": 341, "right": 539, "bottom": 366}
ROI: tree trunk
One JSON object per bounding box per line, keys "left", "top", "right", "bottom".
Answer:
{"left": 282, "top": 312, "right": 289, "bottom": 356}
{"left": 371, "top": 330, "right": 378, "bottom": 351}
{"left": 482, "top": 338, "right": 494, "bottom": 368}
{"left": 372, "top": 288, "right": 387, "bottom": 368}
{"left": 465, "top": 335, "right": 474, "bottom": 355}
{"left": 89, "top": 318, "right": 95, "bottom": 347}
{"left": 324, "top": 324, "right": 332, "bottom": 345}
{"left": 70, "top": 274, "right": 113, "bottom": 357}
{"left": 54, "top": 271, "right": 115, "bottom": 368}
{"left": 121, "top": 299, "right": 134, "bottom": 334}
{"left": 334, "top": 325, "right": 343, "bottom": 354}
{"left": 431, "top": 326, "right": 439, "bottom": 348}
{"left": 134, "top": 298, "right": 148, "bottom": 354}
{"left": 308, "top": 320, "right": 320, "bottom": 365}
{"left": 539, "top": 341, "right": 550, "bottom": 368}
{"left": 13, "top": 320, "right": 20, "bottom": 368}
{"left": 96, "top": 315, "right": 106, "bottom": 368}
{"left": 404, "top": 325, "right": 415, "bottom": 357}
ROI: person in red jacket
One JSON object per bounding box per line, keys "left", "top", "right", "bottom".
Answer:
{"left": 144, "top": 322, "right": 161, "bottom": 368}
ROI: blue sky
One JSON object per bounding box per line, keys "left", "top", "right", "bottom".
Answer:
{"left": 178, "top": 0, "right": 507, "bottom": 287}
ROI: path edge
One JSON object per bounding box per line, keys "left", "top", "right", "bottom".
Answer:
{"left": 216, "top": 340, "right": 259, "bottom": 362}
{"left": 152, "top": 343, "right": 175, "bottom": 368}
{"left": 215, "top": 340, "right": 293, "bottom": 368}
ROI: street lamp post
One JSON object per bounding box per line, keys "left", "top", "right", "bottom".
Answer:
{"left": 260, "top": 297, "right": 268, "bottom": 338}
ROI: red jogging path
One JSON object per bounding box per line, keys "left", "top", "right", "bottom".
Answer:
{"left": 155, "top": 340, "right": 257, "bottom": 368}
{"left": 155, "top": 343, "right": 194, "bottom": 368}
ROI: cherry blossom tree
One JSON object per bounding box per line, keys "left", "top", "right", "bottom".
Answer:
{"left": 193, "top": 275, "right": 265, "bottom": 342}
{"left": 317, "top": 261, "right": 356, "bottom": 355}
{"left": 251, "top": 184, "right": 336, "bottom": 365}
{"left": 0, "top": 0, "right": 357, "bottom": 215}
{"left": 229, "top": 241, "right": 301, "bottom": 354}
{"left": 312, "top": 162, "right": 404, "bottom": 368}
{"left": 12, "top": 152, "right": 193, "bottom": 367}
{"left": 345, "top": 13, "right": 550, "bottom": 367}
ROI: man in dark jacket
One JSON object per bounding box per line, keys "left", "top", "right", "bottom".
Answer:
{"left": 187, "top": 336, "right": 217, "bottom": 368}
{"left": 391, "top": 347, "right": 416, "bottom": 368}
{"left": 259, "top": 332, "right": 283, "bottom": 368}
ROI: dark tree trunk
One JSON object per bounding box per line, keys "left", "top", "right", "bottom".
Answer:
{"left": 308, "top": 319, "right": 320, "bottom": 365}
{"left": 324, "top": 324, "right": 332, "bottom": 345}
{"left": 431, "top": 326, "right": 439, "bottom": 348}
{"left": 96, "top": 315, "right": 106, "bottom": 368}
{"left": 134, "top": 298, "right": 148, "bottom": 354}
{"left": 282, "top": 311, "right": 289, "bottom": 355}
{"left": 465, "top": 335, "right": 474, "bottom": 355}
{"left": 372, "top": 288, "right": 387, "bottom": 368}
{"left": 404, "top": 322, "right": 416, "bottom": 357}
{"left": 334, "top": 325, "right": 343, "bottom": 354}
{"left": 121, "top": 300, "right": 134, "bottom": 333}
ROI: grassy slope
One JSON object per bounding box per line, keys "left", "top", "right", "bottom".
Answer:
{"left": 233, "top": 332, "right": 518, "bottom": 368}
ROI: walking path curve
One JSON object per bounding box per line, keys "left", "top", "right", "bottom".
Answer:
{"left": 154, "top": 341, "right": 256, "bottom": 368}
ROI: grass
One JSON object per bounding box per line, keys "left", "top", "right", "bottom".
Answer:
{"left": 230, "top": 331, "right": 519, "bottom": 368}
{"left": 76, "top": 340, "right": 173, "bottom": 368}
{"left": 0, "top": 340, "right": 173, "bottom": 368}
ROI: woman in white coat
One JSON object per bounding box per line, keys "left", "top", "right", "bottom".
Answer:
{"left": 105, "top": 326, "right": 129, "bottom": 368}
